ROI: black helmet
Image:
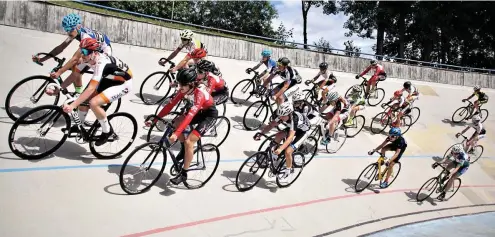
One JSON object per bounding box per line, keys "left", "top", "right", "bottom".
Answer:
{"left": 319, "top": 62, "right": 328, "bottom": 69}
{"left": 370, "top": 60, "right": 377, "bottom": 65}
{"left": 403, "top": 81, "right": 411, "bottom": 89}
{"left": 197, "top": 60, "right": 215, "bottom": 72}
{"left": 277, "top": 57, "right": 290, "bottom": 66}
{"left": 176, "top": 68, "right": 197, "bottom": 85}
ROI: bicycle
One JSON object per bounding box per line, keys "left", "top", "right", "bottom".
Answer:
{"left": 416, "top": 162, "right": 462, "bottom": 202}
{"left": 8, "top": 83, "right": 137, "bottom": 160}
{"left": 257, "top": 130, "right": 318, "bottom": 166}
{"left": 443, "top": 134, "right": 484, "bottom": 164}
{"left": 119, "top": 115, "right": 220, "bottom": 194}
{"left": 5, "top": 53, "right": 121, "bottom": 125}
{"left": 235, "top": 133, "right": 305, "bottom": 192}
{"left": 344, "top": 76, "right": 385, "bottom": 106}
{"left": 302, "top": 80, "right": 325, "bottom": 105}
{"left": 451, "top": 100, "right": 488, "bottom": 123}
{"left": 309, "top": 112, "right": 348, "bottom": 153}
{"left": 138, "top": 58, "right": 177, "bottom": 105}
{"left": 242, "top": 86, "right": 280, "bottom": 131}
{"left": 370, "top": 103, "right": 412, "bottom": 135}
{"left": 354, "top": 151, "right": 402, "bottom": 192}
{"left": 230, "top": 69, "right": 279, "bottom": 105}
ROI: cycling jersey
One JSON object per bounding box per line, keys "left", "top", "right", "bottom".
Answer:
{"left": 404, "top": 85, "right": 419, "bottom": 96}
{"left": 360, "top": 64, "right": 385, "bottom": 78}
{"left": 204, "top": 73, "right": 226, "bottom": 94}
{"left": 449, "top": 151, "right": 469, "bottom": 165}
{"left": 390, "top": 95, "right": 408, "bottom": 108}
{"left": 294, "top": 101, "right": 315, "bottom": 116}
{"left": 275, "top": 111, "right": 310, "bottom": 132}
{"left": 270, "top": 66, "right": 298, "bottom": 83}
{"left": 179, "top": 39, "right": 205, "bottom": 53}
{"left": 87, "top": 54, "right": 133, "bottom": 103}
{"left": 470, "top": 122, "right": 485, "bottom": 135}
{"left": 347, "top": 94, "right": 366, "bottom": 106}
{"left": 325, "top": 98, "right": 349, "bottom": 112}
{"left": 156, "top": 84, "right": 214, "bottom": 137}
{"left": 473, "top": 91, "right": 488, "bottom": 101}
{"left": 315, "top": 70, "right": 330, "bottom": 81}
{"left": 262, "top": 58, "right": 277, "bottom": 72}
{"left": 66, "top": 27, "right": 112, "bottom": 54}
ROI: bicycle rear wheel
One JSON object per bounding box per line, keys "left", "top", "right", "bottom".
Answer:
{"left": 243, "top": 100, "right": 268, "bottom": 130}
{"left": 139, "top": 71, "right": 172, "bottom": 105}
{"left": 146, "top": 112, "right": 182, "bottom": 143}
{"left": 119, "top": 142, "right": 167, "bottom": 195}
{"left": 480, "top": 109, "right": 489, "bottom": 123}
{"left": 201, "top": 116, "right": 231, "bottom": 148}
{"left": 469, "top": 145, "right": 484, "bottom": 164}
{"left": 400, "top": 115, "right": 413, "bottom": 135}
{"left": 408, "top": 107, "right": 421, "bottom": 124}
{"left": 299, "top": 136, "right": 318, "bottom": 166}
{"left": 345, "top": 115, "right": 365, "bottom": 137}
{"left": 325, "top": 127, "right": 347, "bottom": 153}
{"left": 416, "top": 177, "right": 438, "bottom": 202}
{"left": 355, "top": 163, "right": 378, "bottom": 192}
{"left": 440, "top": 178, "right": 461, "bottom": 201}
{"left": 276, "top": 152, "right": 305, "bottom": 188}
{"left": 370, "top": 112, "right": 389, "bottom": 134}
{"left": 367, "top": 88, "right": 385, "bottom": 106}
{"left": 380, "top": 162, "right": 402, "bottom": 188}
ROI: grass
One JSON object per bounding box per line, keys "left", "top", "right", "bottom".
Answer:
{"left": 47, "top": 1, "right": 293, "bottom": 48}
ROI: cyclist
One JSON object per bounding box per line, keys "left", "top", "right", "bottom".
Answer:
{"left": 432, "top": 144, "right": 469, "bottom": 200}
{"left": 355, "top": 60, "right": 386, "bottom": 98}
{"left": 160, "top": 29, "right": 206, "bottom": 68}
{"left": 368, "top": 127, "right": 407, "bottom": 188}
{"left": 169, "top": 48, "right": 208, "bottom": 73}
{"left": 263, "top": 57, "right": 301, "bottom": 105}
{"left": 292, "top": 91, "right": 319, "bottom": 125}
{"left": 148, "top": 68, "right": 217, "bottom": 186}
{"left": 463, "top": 85, "right": 489, "bottom": 116}
{"left": 319, "top": 91, "right": 349, "bottom": 145}
{"left": 456, "top": 115, "right": 486, "bottom": 155}
{"left": 196, "top": 60, "right": 228, "bottom": 104}
{"left": 305, "top": 62, "right": 337, "bottom": 102}
{"left": 34, "top": 13, "right": 112, "bottom": 95}
{"left": 61, "top": 38, "right": 132, "bottom": 146}
{"left": 247, "top": 49, "right": 277, "bottom": 85}
{"left": 344, "top": 85, "right": 366, "bottom": 126}
{"left": 381, "top": 90, "right": 409, "bottom": 127}
{"left": 253, "top": 101, "right": 311, "bottom": 179}
{"left": 402, "top": 81, "right": 420, "bottom": 109}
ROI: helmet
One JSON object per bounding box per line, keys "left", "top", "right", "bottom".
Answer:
{"left": 292, "top": 91, "right": 305, "bottom": 102}
{"left": 176, "top": 68, "right": 198, "bottom": 85}
{"left": 394, "top": 90, "right": 403, "bottom": 97}
{"left": 180, "top": 29, "right": 193, "bottom": 40}
{"left": 79, "top": 38, "right": 100, "bottom": 51}
{"left": 277, "top": 57, "right": 290, "bottom": 66}
{"left": 62, "top": 13, "right": 81, "bottom": 32}
{"left": 261, "top": 49, "right": 272, "bottom": 57}
{"left": 278, "top": 102, "right": 294, "bottom": 116}
{"left": 472, "top": 114, "right": 481, "bottom": 123}
{"left": 351, "top": 85, "right": 362, "bottom": 93}
{"left": 403, "top": 81, "right": 411, "bottom": 89}
{"left": 370, "top": 60, "right": 377, "bottom": 65}
{"left": 197, "top": 60, "right": 215, "bottom": 72}
{"left": 190, "top": 48, "right": 207, "bottom": 59}
{"left": 329, "top": 73, "right": 337, "bottom": 82}
{"left": 319, "top": 62, "right": 328, "bottom": 70}
{"left": 474, "top": 85, "right": 481, "bottom": 91}
{"left": 389, "top": 127, "right": 401, "bottom": 136}
{"left": 451, "top": 144, "right": 463, "bottom": 154}
{"left": 327, "top": 91, "right": 339, "bottom": 102}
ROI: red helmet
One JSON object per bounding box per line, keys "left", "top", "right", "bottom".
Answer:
{"left": 79, "top": 38, "right": 100, "bottom": 51}
{"left": 189, "top": 48, "right": 207, "bottom": 59}
{"left": 394, "top": 90, "right": 402, "bottom": 97}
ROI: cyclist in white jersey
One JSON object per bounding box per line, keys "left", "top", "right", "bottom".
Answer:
{"left": 305, "top": 62, "right": 337, "bottom": 101}
{"left": 263, "top": 57, "right": 301, "bottom": 105}
{"left": 432, "top": 144, "right": 470, "bottom": 200}
{"left": 402, "top": 81, "right": 420, "bottom": 108}
{"left": 160, "top": 29, "right": 205, "bottom": 69}
{"left": 456, "top": 115, "right": 486, "bottom": 154}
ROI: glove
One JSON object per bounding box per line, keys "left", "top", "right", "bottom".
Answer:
{"left": 367, "top": 150, "right": 375, "bottom": 155}
{"left": 245, "top": 68, "right": 251, "bottom": 74}
{"left": 253, "top": 133, "right": 261, "bottom": 141}
{"left": 462, "top": 99, "right": 466, "bottom": 102}
{"left": 381, "top": 103, "right": 387, "bottom": 109}
{"left": 431, "top": 163, "right": 438, "bottom": 169}
{"left": 355, "top": 75, "right": 359, "bottom": 79}
{"left": 305, "top": 80, "right": 311, "bottom": 86}
{"left": 455, "top": 133, "right": 460, "bottom": 138}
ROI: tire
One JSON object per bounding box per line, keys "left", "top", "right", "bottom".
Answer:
{"left": 184, "top": 143, "right": 220, "bottom": 189}
{"left": 243, "top": 100, "right": 268, "bottom": 131}
{"left": 276, "top": 152, "right": 305, "bottom": 188}
{"left": 325, "top": 126, "right": 347, "bottom": 153}
{"left": 298, "top": 136, "right": 318, "bottom": 166}
{"left": 303, "top": 89, "right": 316, "bottom": 104}
{"left": 442, "top": 143, "right": 460, "bottom": 160}
{"left": 235, "top": 152, "right": 268, "bottom": 192}
{"left": 230, "top": 78, "right": 255, "bottom": 105}
{"left": 119, "top": 142, "right": 167, "bottom": 195}
{"left": 381, "top": 162, "right": 402, "bottom": 188}
{"left": 5, "top": 75, "right": 59, "bottom": 121}
{"left": 257, "top": 134, "right": 284, "bottom": 152}
{"left": 451, "top": 107, "right": 469, "bottom": 123}
{"left": 480, "top": 109, "right": 489, "bottom": 123}
{"left": 370, "top": 112, "right": 390, "bottom": 134}
{"left": 84, "top": 98, "right": 122, "bottom": 127}
{"left": 8, "top": 105, "right": 70, "bottom": 160}
{"left": 367, "top": 88, "right": 385, "bottom": 106}
{"left": 442, "top": 178, "right": 462, "bottom": 200}
{"left": 345, "top": 115, "right": 365, "bottom": 138}
{"left": 408, "top": 107, "right": 421, "bottom": 124}
{"left": 89, "top": 112, "right": 138, "bottom": 159}
{"left": 355, "top": 163, "right": 378, "bottom": 192}
{"left": 201, "top": 116, "right": 231, "bottom": 148}
{"left": 139, "top": 71, "right": 172, "bottom": 105}
{"left": 217, "top": 102, "right": 227, "bottom": 117}
{"left": 416, "top": 177, "right": 438, "bottom": 202}
{"left": 469, "top": 145, "right": 484, "bottom": 164}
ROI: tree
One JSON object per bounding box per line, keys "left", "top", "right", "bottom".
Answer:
{"left": 273, "top": 22, "right": 296, "bottom": 46}
{"left": 344, "top": 40, "right": 361, "bottom": 57}
{"left": 313, "top": 37, "right": 332, "bottom": 53}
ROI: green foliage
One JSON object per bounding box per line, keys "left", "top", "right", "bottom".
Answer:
{"left": 344, "top": 40, "right": 361, "bottom": 57}
{"left": 313, "top": 37, "right": 332, "bottom": 53}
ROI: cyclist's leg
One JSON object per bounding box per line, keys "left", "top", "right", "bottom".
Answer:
{"left": 443, "top": 163, "right": 468, "bottom": 195}
{"left": 328, "top": 110, "right": 341, "bottom": 137}
{"left": 384, "top": 145, "right": 405, "bottom": 183}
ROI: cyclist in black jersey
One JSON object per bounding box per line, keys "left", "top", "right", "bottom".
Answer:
{"left": 463, "top": 85, "right": 489, "bottom": 115}
{"left": 254, "top": 102, "right": 310, "bottom": 179}
{"left": 292, "top": 91, "right": 318, "bottom": 124}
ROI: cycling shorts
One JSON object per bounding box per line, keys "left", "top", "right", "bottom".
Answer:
{"left": 189, "top": 106, "right": 218, "bottom": 138}
{"left": 327, "top": 108, "right": 349, "bottom": 123}
{"left": 384, "top": 143, "right": 407, "bottom": 162}
{"left": 211, "top": 86, "right": 229, "bottom": 105}
{"left": 455, "top": 162, "right": 469, "bottom": 176}
{"left": 93, "top": 78, "right": 132, "bottom": 104}
{"left": 282, "top": 128, "right": 308, "bottom": 150}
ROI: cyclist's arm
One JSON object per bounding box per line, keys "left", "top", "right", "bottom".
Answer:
{"left": 173, "top": 91, "right": 205, "bottom": 137}
{"left": 251, "top": 61, "right": 263, "bottom": 71}
{"left": 166, "top": 47, "right": 183, "bottom": 61}
{"left": 260, "top": 120, "right": 278, "bottom": 134}
{"left": 373, "top": 139, "right": 389, "bottom": 152}
{"left": 312, "top": 72, "right": 321, "bottom": 81}
{"left": 459, "top": 126, "right": 470, "bottom": 135}
{"left": 449, "top": 162, "right": 463, "bottom": 178}
{"left": 279, "top": 129, "right": 296, "bottom": 151}
{"left": 39, "top": 37, "right": 74, "bottom": 62}
{"left": 465, "top": 94, "right": 475, "bottom": 100}
{"left": 70, "top": 62, "right": 104, "bottom": 108}
{"left": 57, "top": 49, "right": 82, "bottom": 75}
{"left": 172, "top": 54, "right": 192, "bottom": 72}
{"left": 155, "top": 92, "right": 184, "bottom": 122}
{"left": 263, "top": 73, "right": 277, "bottom": 87}
{"left": 359, "top": 66, "right": 371, "bottom": 77}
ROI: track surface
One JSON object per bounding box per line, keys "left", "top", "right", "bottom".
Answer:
{"left": 1, "top": 25, "right": 495, "bottom": 237}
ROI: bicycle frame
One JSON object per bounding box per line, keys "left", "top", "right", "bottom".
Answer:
{"left": 256, "top": 133, "right": 287, "bottom": 175}
{"left": 153, "top": 58, "right": 176, "bottom": 91}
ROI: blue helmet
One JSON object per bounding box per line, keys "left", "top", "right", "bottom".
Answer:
{"left": 389, "top": 127, "right": 401, "bottom": 136}
{"left": 261, "top": 49, "right": 272, "bottom": 57}
{"left": 62, "top": 13, "right": 81, "bottom": 32}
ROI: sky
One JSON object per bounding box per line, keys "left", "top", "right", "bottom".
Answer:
{"left": 270, "top": 1, "right": 376, "bottom": 55}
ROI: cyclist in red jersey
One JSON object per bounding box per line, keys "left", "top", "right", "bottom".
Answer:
{"left": 196, "top": 60, "right": 229, "bottom": 104}
{"left": 355, "top": 60, "right": 387, "bottom": 97}
{"left": 169, "top": 48, "right": 207, "bottom": 73}
{"left": 146, "top": 68, "right": 217, "bottom": 185}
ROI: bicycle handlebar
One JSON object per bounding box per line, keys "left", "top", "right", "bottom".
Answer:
{"left": 367, "top": 150, "right": 386, "bottom": 158}
{"left": 246, "top": 68, "right": 260, "bottom": 76}
{"left": 34, "top": 52, "right": 66, "bottom": 67}
{"left": 158, "top": 58, "right": 176, "bottom": 68}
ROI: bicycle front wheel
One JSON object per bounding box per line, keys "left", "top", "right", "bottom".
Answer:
{"left": 370, "top": 112, "right": 389, "bottom": 134}
{"left": 276, "top": 152, "right": 305, "bottom": 188}
{"left": 139, "top": 71, "right": 172, "bottom": 105}
{"left": 416, "top": 177, "right": 439, "bottom": 202}
{"left": 235, "top": 152, "right": 269, "bottom": 192}
{"left": 355, "top": 163, "right": 378, "bottom": 192}
{"left": 230, "top": 78, "right": 255, "bottom": 105}
{"left": 452, "top": 106, "right": 469, "bottom": 123}
{"left": 243, "top": 100, "right": 268, "bottom": 130}
{"left": 119, "top": 142, "right": 167, "bottom": 195}
{"left": 183, "top": 143, "right": 220, "bottom": 189}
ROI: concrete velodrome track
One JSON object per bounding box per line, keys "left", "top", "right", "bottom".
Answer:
{"left": 1, "top": 25, "right": 495, "bottom": 237}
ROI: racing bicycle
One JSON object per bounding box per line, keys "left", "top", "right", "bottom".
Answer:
{"left": 344, "top": 76, "right": 385, "bottom": 106}
{"left": 416, "top": 162, "right": 461, "bottom": 202}
{"left": 257, "top": 130, "right": 318, "bottom": 166}
{"left": 370, "top": 103, "right": 413, "bottom": 135}
{"left": 230, "top": 69, "right": 279, "bottom": 105}
{"left": 451, "top": 100, "right": 488, "bottom": 123}
{"left": 354, "top": 151, "right": 402, "bottom": 192}
{"left": 242, "top": 86, "right": 280, "bottom": 130}
{"left": 138, "top": 58, "right": 177, "bottom": 105}
{"left": 443, "top": 134, "right": 484, "bottom": 164}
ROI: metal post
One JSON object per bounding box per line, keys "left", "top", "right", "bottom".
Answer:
{"left": 171, "top": 1, "right": 175, "bottom": 20}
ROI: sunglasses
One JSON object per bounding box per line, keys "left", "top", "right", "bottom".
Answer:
{"left": 80, "top": 48, "right": 94, "bottom": 56}
{"left": 389, "top": 135, "right": 398, "bottom": 139}
{"left": 181, "top": 38, "right": 191, "bottom": 41}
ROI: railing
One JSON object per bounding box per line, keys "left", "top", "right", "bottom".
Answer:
{"left": 74, "top": 0, "right": 494, "bottom": 74}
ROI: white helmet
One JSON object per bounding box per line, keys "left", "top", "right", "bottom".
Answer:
{"left": 351, "top": 85, "right": 362, "bottom": 93}
{"left": 278, "top": 102, "right": 294, "bottom": 116}
{"left": 472, "top": 115, "right": 481, "bottom": 123}
{"left": 180, "top": 29, "right": 193, "bottom": 40}
{"left": 327, "top": 91, "right": 339, "bottom": 102}
{"left": 451, "top": 144, "right": 463, "bottom": 154}
{"left": 474, "top": 85, "right": 481, "bottom": 91}
{"left": 292, "top": 91, "right": 305, "bottom": 102}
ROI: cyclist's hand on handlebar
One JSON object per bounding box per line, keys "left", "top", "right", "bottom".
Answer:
{"left": 455, "top": 133, "right": 460, "bottom": 138}
{"left": 355, "top": 75, "right": 360, "bottom": 79}
{"left": 50, "top": 71, "right": 61, "bottom": 79}
{"left": 368, "top": 150, "right": 375, "bottom": 155}
{"left": 305, "top": 80, "right": 311, "bottom": 86}
{"left": 245, "top": 68, "right": 252, "bottom": 74}
{"left": 431, "top": 163, "right": 438, "bottom": 169}
{"left": 381, "top": 103, "right": 387, "bottom": 109}
{"left": 32, "top": 55, "right": 43, "bottom": 65}
{"left": 462, "top": 99, "right": 466, "bottom": 102}
{"left": 253, "top": 133, "right": 261, "bottom": 141}
{"left": 145, "top": 120, "right": 153, "bottom": 127}
{"left": 158, "top": 58, "right": 167, "bottom": 66}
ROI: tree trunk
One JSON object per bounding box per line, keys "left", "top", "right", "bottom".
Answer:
{"left": 302, "top": 1, "right": 309, "bottom": 49}
{"left": 398, "top": 11, "right": 405, "bottom": 59}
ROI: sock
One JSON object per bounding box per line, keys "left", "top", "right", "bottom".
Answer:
{"left": 98, "top": 118, "right": 110, "bottom": 133}
{"left": 78, "top": 110, "right": 88, "bottom": 124}
{"left": 75, "top": 86, "right": 83, "bottom": 94}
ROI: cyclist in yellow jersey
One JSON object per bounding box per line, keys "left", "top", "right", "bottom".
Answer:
{"left": 463, "top": 85, "right": 489, "bottom": 115}
{"left": 160, "top": 29, "right": 205, "bottom": 70}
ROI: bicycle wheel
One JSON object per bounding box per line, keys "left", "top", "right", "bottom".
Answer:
{"left": 400, "top": 115, "right": 413, "bottom": 135}
{"left": 89, "top": 112, "right": 138, "bottom": 159}
{"left": 230, "top": 78, "right": 255, "bottom": 105}
{"left": 380, "top": 162, "right": 402, "bottom": 188}
{"left": 452, "top": 107, "right": 469, "bottom": 123}
{"left": 480, "top": 109, "right": 489, "bottom": 123}
{"left": 469, "top": 145, "right": 484, "bottom": 164}
{"left": 258, "top": 134, "right": 284, "bottom": 152}
{"left": 325, "top": 126, "right": 347, "bottom": 153}
{"left": 344, "top": 84, "right": 361, "bottom": 98}
{"left": 84, "top": 98, "right": 122, "bottom": 127}
{"left": 183, "top": 143, "right": 220, "bottom": 189}
{"left": 216, "top": 102, "right": 227, "bottom": 117}
{"left": 298, "top": 136, "right": 318, "bottom": 166}
{"left": 345, "top": 115, "right": 365, "bottom": 137}
{"left": 5, "top": 75, "right": 60, "bottom": 121}
{"left": 202, "top": 116, "right": 231, "bottom": 148}
{"left": 139, "top": 71, "right": 172, "bottom": 105}
{"left": 367, "top": 88, "right": 385, "bottom": 106}
{"left": 442, "top": 143, "right": 459, "bottom": 160}
{"left": 303, "top": 89, "right": 316, "bottom": 104}
{"left": 441, "top": 178, "right": 462, "bottom": 201}
{"left": 243, "top": 100, "right": 268, "bottom": 130}
{"left": 408, "top": 107, "right": 421, "bottom": 124}
{"left": 8, "top": 105, "right": 70, "bottom": 160}
{"left": 119, "top": 142, "right": 167, "bottom": 195}
{"left": 276, "top": 152, "right": 305, "bottom": 188}
{"left": 355, "top": 163, "right": 378, "bottom": 192}
{"left": 235, "top": 152, "right": 269, "bottom": 192}
{"left": 416, "top": 177, "right": 439, "bottom": 202}
{"left": 370, "top": 112, "right": 390, "bottom": 134}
